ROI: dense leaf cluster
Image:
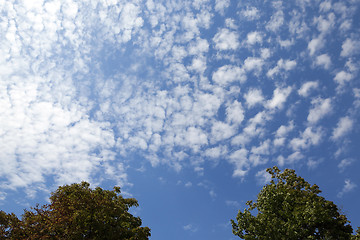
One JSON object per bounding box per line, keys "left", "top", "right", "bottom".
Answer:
{"left": 232, "top": 166, "right": 357, "bottom": 240}
{"left": 0, "top": 182, "right": 150, "bottom": 240}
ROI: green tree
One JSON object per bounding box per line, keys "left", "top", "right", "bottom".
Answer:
{"left": 0, "top": 182, "right": 150, "bottom": 240}
{"left": 231, "top": 166, "right": 354, "bottom": 240}
{"left": 0, "top": 211, "right": 23, "bottom": 239}
{"left": 352, "top": 227, "right": 360, "bottom": 240}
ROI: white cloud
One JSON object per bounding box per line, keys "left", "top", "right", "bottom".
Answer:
{"left": 290, "top": 127, "right": 323, "bottom": 151}
{"left": 261, "top": 48, "right": 271, "bottom": 59}
{"left": 225, "top": 18, "right": 237, "bottom": 29}
{"left": 320, "top": 0, "right": 332, "bottom": 12}
{"left": 2, "top": 0, "right": 360, "bottom": 209}
{"left": 240, "top": 111, "right": 270, "bottom": 140}
{"left": 341, "top": 38, "right": 360, "bottom": 57}
{"left": 267, "top": 59, "right": 297, "bottom": 78}
{"left": 274, "top": 121, "right": 294, "bottom": 147}
{"left": 255, "top": 169, "right": 272, "bottom": 185}
{"left": 244, "top": 88, "right": 264, "bottom": 108}
{"left": 307, "top": 158, "right": 323, "bottom": 169}
{"left": 228, "top": 149, "right": 249, "bottom": 177}
{"left": 178, "top": 127, "right": 208, "bottom": 152}
{"left": 215, "top": 0, "right": 230, "bottom": 15}
{"left": 339, "top": 20, "right": 352, "bottom": 32}
{"left": 251, "top": 140, "right": 270, "bottom": 155}
{"left": 183, "top": 224, "right": 198, "bottom": 232}
{"left": 0, "top": 191, "right": 6, "bottom": 201}
{"left": 338, "top": 179, "right": 357, "bottom": 197}
{"left": 288, "top": 11, "right": 309, "bottom": 38}
{"left": 231, "top": 134, "right": 251, "bottom": 146}
{"left": 266, "top": 86, "right": 292, "bottom": 110}
{"left": 246, "top": 31, "right": 263, "bottom": 45}
{"left": 307, "top": 98, "right": 332, "bottom": 124}
{"left": 213, "top": 28, "right": 239, "bottom": 51}
{"left": 211, "top": 121, "right": 236, "bottom": 143}
{"left": 266, "top": 10, "right": 284, "bottom": 32}
{"left": 225, "top": 200, "right": 240, "bottom": 208}
{"left": 118, "top": 3, "right": 144, "bottom": 42}
{"left": 212, "top": 65, "right": 246, "bottom": 86}
{"left": 188, "top": 56, "right": 207, "bottom": 75}
{"left": 338, "top": 158, "right": 354, "bottom": 172}
{"left": 298, "top": 81, "right": 319, "bottom": 97}
{"left": 209, "top": 189, "right": 217, "bottom": 198}
{"left": 315, "top": 54, "right": 331, "bottom": 69}
{"left": 226, "top": 100, "right": 244, "bottom": 125}
{"left": 203, "top": 145, "right": 228, "bottom": 159}
{"left": 276, "top": 121, "right": 295, "bottom": 138}
{"left": 185, "top": 181, "right": 192, "bottom": 188}
{"left": 308, "top": 37, "right": 324, "bottom": 56}
{"left": 314, "top": 12, "right": 335, "bottom": 34}
{"left": 334, "top": 71, "right": 353, "bottom": 85}
{"left": 188, "top": 38, "right": 209, "bottom": 55}
{"left": 278, "top": 38, "right": 294, "bottom": 48}
{"left": 287, "top": 151, "right": 304, "bottom": 163}
{"left": 282, "top": 59, "right": 297, "bottom": 71}
{"left": 331, "top": 116, "right": 353, "bottom": 140}
{"left": 244, "top": 57, "right": 264, "bottom": 72}
{"left": 240, "top": 7, "right": 259, "bottom": 20}
{"left": 276, "top": 155, "right": 286, "bottom": 167}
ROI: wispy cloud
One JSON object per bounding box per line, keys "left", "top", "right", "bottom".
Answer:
{"left": 338, "top": 179, "right": 357, "bottom": 198}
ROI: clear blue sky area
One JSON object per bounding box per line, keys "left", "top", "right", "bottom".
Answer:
{"left": 1, "top": 0, "right": 360, "bottom": 239}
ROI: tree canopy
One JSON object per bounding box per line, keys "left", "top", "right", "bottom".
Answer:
{"left": 231, "top": 166, "right": 356, "bottom": 240}
{"left": 0, "top": 182, "right": 150, "bottom": 240}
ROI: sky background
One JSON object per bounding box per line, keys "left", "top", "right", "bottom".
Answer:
{"left": 1, "top": 0, "right": 360, "bottom": 239}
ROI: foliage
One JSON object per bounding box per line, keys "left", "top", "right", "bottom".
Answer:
{"left": 0, "top": 182, "right": 150, "bottom": 240}
{"left": 231, "top": 166, "right": 354, "bottom": 240}
{"left": 352, "top": 227, "right": 360, "bottom": 240}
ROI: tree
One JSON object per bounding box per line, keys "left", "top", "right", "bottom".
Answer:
{"left": 231, "top": 166, "right": 354, "bottom": 240}
{"left": 352, "top": 227, "right": 360, "bottom": 240}
{"left": 0, "top": 182, "right": 150, "bottom": 240}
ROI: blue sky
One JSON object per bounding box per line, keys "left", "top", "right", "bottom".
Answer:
{"left": 0, "top": 0, "right": 360, "bottom": 239}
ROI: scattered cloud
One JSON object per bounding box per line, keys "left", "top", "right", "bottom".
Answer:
{"left": 225, "top": 200, "right": 240, "bottom": 208}
{"left": 228, "top": 149, "right": 249, "bottom": 178}
{"left": 244, "top": 57, "right": 264, "bottom": 72}
{"left": 266, "top": 86, "right": 292, "bottom": 110}
{"left": 266, "top": 10, "right": 284, "bottom": 32}
{"left": 338, "top": 158, "right": 354, "bottom": 172}
{"left": 1, "top": 2, "right": 360, "bottom": 232}
{"left": 244, "top": 88, "right": 264, "bottom": 108}
{"left": 315, "top": 54, "right": 331, "bottom": 69}
{"left": 307, "top": 98, "right": 332, "bottom": 124}
{"left": 215, "top": 0, "right": 231, "bottom": 15}
{"left": 290, "top": 127, "right": 323, "bottom": 151}
{"left": 255, "top": 169, "right": 272, "bottom": 185}
{"left": 240, "top": 7, "right": 260, "bottom": 20}
{"left": 331, "top": 116, "right": 354, "bottom": 140}
{"left": 267, "top": 59, "right": 297, "bottom": 78}
{"left": 212, "top": 65, "right": 246, "bottom": 86}
{"left": 183, "top": 224, "right": 198, "bottom": 232}
{"left": 273, "top": 121, "right": 294, "bottom": 147}
{"left": 334, "top": 71, "right": 353, "bottom": 86}
{"left": 246, "top": 31, "right": 263, "bottom": 45}
{"left": 338, "top": 179, "right": 357, "bottom": 198}
{"left": 341, "top": 38, "right": 360, "bottom": 57}
{"left": 308, "top": 37, "right": 324, "bottom": 56}
{"left": 307, "top": 158, "right": 323, "bottom": 170}
{"left": 298, "top": 81, "right": 319, "bottom": 97}
{"left": 184, "top": 181, "right": 193, "bottom": 188}
{"left": 213, "top": 28, "right": 239, "bottom": 51}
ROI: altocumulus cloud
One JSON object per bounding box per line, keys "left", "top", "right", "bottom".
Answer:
{"left": 0, "top": 0, "right": 359, "bottom": 210}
